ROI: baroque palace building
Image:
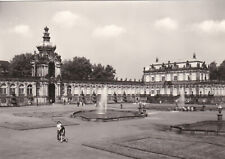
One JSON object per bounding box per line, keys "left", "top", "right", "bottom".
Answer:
{"left": 0, "top": 27, "right": 225, "bottom": 106}
{"left": 143, "top": 56, "right": 225, "bottom": 103}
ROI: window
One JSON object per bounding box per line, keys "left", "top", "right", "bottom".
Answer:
{"left": 67, "top": 85, "right": 72, "bottom": 95}
{"left": 36, "top": 87, "right": 40, "bottom": 96}
{"left": 0, "top": 84, "right": 6, "bottom": 95}
{"left": 174, "top": 76, "right": 178, "bottom": 81}
{"left": 156, "top": 90, "right": 160, "bottom": 94}
{"left": 145, "top": 76, "right": 150, "bottom": 82}
{"left": 152, "top": 77, "right": 155, "bottom": 81}
{"left": 27, "top": 84, "right": 32, "bottom": 95}
{"left": 19, "top": 84, "right": 24, "bottom": 96}
{"left": 10, "top": 84, "right": 16, "bottom": 95}
{"left": 151, "top": 90, "right": 155, "bottom": 94}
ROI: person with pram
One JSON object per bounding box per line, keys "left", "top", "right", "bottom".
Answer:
{"left": 56, "top": 121, "right": 68, "bottom": 143}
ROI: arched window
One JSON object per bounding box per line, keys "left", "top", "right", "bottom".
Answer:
{"left": 49, "top": 62, "right": 55, "bottom": 77}
{"left": 19, "top": 84, "right": 24, "bottom": 96}
{"left": 67, "top": 85, "right": 72, "bottom": 95}
{"left": 0, "top": 84, "right": 7, "bottom": 95}
{"left": 10, "top": 84, "right": 16, "bottom": 95}
{"left": 27, "top": 84, "right": 32, "bottom": 95}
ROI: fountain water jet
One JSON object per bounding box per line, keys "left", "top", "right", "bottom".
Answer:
{"left": 178, "top": 88, "right": 185, "bottom": 108}
{"left": 97, "top": 86, "right": 108, "bottom": 114}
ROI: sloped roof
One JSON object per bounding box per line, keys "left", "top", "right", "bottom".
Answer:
{"left": 0, "top": 60, "right": 10, "bottom": 68}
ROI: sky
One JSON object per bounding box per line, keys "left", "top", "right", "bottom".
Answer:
{"left": 0, "top": 0, "right": 225, "bottom": 80}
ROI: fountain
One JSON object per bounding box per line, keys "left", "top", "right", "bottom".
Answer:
{"left": 171, "top": 95, "right": 225, "bottom": 135}
{"left": 71, "top": 85, "right": 145, "bottom": 122}
{"left": 97, "top": 86, "right": 108, "bottom": 114}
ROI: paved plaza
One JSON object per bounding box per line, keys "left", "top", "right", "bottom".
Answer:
{"left": 0, "top": 104, "right": 225, "bottom": 159}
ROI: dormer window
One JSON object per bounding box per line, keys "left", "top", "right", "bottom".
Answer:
{"left": 152, "top": 77, "right": 155, "bottom": 81}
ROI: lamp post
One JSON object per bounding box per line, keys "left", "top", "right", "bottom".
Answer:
{"left": 202, "top": 99, "right": 206, "bottom": 111}
{"left": 217, "top": 104, "right": 223, "bottom": 121}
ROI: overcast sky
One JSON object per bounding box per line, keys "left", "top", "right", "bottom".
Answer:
{"left": 0, "top": 1, "right": 225, "bottom": 79}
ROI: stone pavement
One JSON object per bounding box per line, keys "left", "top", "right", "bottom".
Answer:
{"left": 0, "top": 103, "right": 224, "bottom": 159}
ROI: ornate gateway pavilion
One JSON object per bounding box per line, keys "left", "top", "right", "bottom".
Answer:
{"left": 0, "top": 27, "right": 225, "bottom": 106}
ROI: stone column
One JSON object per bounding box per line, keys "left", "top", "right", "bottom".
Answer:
{"left": 33, "top": 83, "right": 36, "bottom": 96}
{"left": 24, "top": 83, "right": 27, "bottom": 96}
{"left": 15, "top": 82, "right": 19, "bottom": 96}
{"left": 72, "top": 84, "right": 75, "bottom": 96}
{"left": 64, "top": 83, "right": 67, "bottom": 96}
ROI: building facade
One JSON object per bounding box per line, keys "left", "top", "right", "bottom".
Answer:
{"left": 143, "top": 57, "right": 225, "bottom": 104}
{"left": 0, "top": 27, "right": 225, "bottom": 106}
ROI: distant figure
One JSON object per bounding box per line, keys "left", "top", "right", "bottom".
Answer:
{"left": 143, "top": 103, "right": 146, "bottom": 109}
{"left": 138, "top": 102, "right": 142, "bottom": 113}
{"left": 63, "top": 100, "right": 66, "bottom": 105}
{"left": 139, "top": 102, "right": 142, "bottom": 108}
{"left": 201, "top": 105, "right": 206, "bottom": 111}
{"left": 175, "top": 100, "right": 178, "bottom": 107}
{"left": 218, "top": 105, "right": 223, "bottom": 114}
{"left": 175, "top": 101, "right": 179, "bottom": 111}
{"left": 120, "top": 103, "right": 123, "bottom": 109}
{"left": 77, "top": 101, "right": 80, "bottom": 107}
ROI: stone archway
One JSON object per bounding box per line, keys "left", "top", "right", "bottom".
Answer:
{"left": 48, "top": 83, "right": 55, "bottom": 103}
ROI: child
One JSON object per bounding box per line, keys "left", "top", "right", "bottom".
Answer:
{"left": 56, "top": 121, "right": 67, "bottom": 142}
{"left": 56, "top": 121, "right": 62, "bottom": 141}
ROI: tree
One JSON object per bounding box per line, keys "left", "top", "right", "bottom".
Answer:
{"left": 91, "top": 64, "right": 105, "bottom": 81}
{"left": 62, "top": 57, "right": 92, "bottom": 80}
{"left": 91, "top": 92, "right": 97, "bottom": 103}
{"left": 123, "top": 92, "right": 127, "bottom": 102}
{"left": 62, "top": 56, "right": 116, "bottom": 81}
{"left": 209, "top": 61, "right": 218, "bottom": 80}
{"left": 218, "top": 60, "right": 225, "bottom": 81}
{"left": 9, "top": 53, "right": 33, "bottom": 77}
{"left": 90, "top": 64, "right": 116, "bottom": 81}
{"left": 113, "top": 92, "right": 117, "bottom": 103}
{"left": 104, "top": 65, "right": 116, "bottom": 81}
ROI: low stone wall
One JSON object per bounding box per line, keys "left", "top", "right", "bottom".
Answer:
{"left": 57, "top": 94, "right": 140, "bottom": 105}
{"left": 0, "top": 96, "right": 48, "bottom": 107}
{"left": 147, "top": 95, "right": 225, "bottom": 104}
